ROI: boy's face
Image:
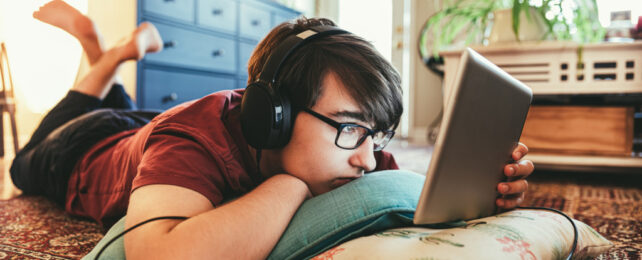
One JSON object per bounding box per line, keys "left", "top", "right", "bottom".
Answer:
{"left": 279, "top": 72, "right": 378, "bottom": 196}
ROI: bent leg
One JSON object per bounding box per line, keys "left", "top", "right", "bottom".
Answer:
{"left": 101, "top": 83, "right": 137, "bottom": 110}
{"left": 33, "top": 0, "right": 104, "bottom": 65}
{"left": 11, "top": 22, "right": 163, "bottom": 202}
{"left": 10, "top": 109, "right": 155, "bottom": 205}
{"left": 19, "top": 91, "right": 101, "bottom": 153}
{"left": 71, "top": 22, "right": 162, "bottom": 100}
{"left": 33, "top": 1, "right": 147, "bottom": 109}
{"left": 18, "top": 23, "right": 161, "bottom": 152}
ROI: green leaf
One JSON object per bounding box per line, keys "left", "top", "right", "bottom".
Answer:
{"left": 422, "top": 0, "right": 604, "bottom": 51}
{"left": 512, "top": 0, "right": 521, "bottom": 41}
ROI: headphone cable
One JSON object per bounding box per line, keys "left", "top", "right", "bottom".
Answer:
{"left": 516, "top": 206, "right": 578, "bottom": 260}
{"left": 94, "top": 150, "right": 266, "bottom": 259}
{"left": 94, "top": 216, "right": 188, "bottom": 260}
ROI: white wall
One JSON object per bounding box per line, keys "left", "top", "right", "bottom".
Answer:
{"left": 337, "top": 0, "right": 392, "bottom": 61}
{"left": 86, "top": 0, "right": 137, "bottom": 100}
{"left": 388, "top": 0, "right": 444, "bottom": 143}
{"left": 408, "top": 0, "right": 443, "bottom": 143}
{"left": 321, "top": 0, "right": 444, "bottom": 143}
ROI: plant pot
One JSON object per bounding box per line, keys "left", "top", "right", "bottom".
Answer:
{"left": 488, "top": 8, "right": 548, "bottom": 44}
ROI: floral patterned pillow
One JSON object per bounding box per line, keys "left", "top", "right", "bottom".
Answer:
{"left": 312, "top": 209, "right": 612, "bottom": 260}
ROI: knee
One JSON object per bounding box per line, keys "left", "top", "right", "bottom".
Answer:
{"left": 9, "top": 153, "right": 27, "bottom": 190}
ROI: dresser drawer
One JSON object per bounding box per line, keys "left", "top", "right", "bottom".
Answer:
{"left": 238, "top": 78, "right": 248, "bottom": 89}
{"left": 143, "top": 0, "right": 194, "bottom": 23}
{"left": 239, "top": 2, "right": 271, "bottom": 40}
{"left": 197, "top": 0, "right": 237, "bottom": 34}
{"left": 145, "top": 23, "right": 237, "bottom": 73}
{"left": 141, "top": 69, "right": 235, "bottom": 110}
{"left": 273, "top": 12, "right": 298, "bottom": 27}
{"left": 239, "top": 42, "right": 255, "bottom": 76}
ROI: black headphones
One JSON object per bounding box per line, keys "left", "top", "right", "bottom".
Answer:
{"left": 240, "top": 25, "right": 350, "bottom": 149}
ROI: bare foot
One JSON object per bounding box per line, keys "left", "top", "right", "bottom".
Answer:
{"left": 119, "top": 22, "right": 163, "bottom": 60}
{"left": 70, "top": 23, "right": 163, "bottom": 99}
{"left": 33, "top": 0, "right": 104, "bottom": 64}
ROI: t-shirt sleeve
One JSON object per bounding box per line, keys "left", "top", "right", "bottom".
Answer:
{"left": 132, "top": 134, "right": 227, "bottom": 206}
{"left": 374, "top": 150, "right": 399, "bottom": 171}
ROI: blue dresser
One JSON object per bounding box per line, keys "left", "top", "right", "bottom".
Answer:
{"left": 137, "top": 0, "right": 300, "bottom": 110}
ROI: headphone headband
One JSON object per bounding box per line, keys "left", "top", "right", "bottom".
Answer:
{"left": 258, "top": 25, "right": 349, "bottom": 85}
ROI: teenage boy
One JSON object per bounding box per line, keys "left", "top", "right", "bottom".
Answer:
{"left": 12, "top": 1, "right": 534, "bottom": 259}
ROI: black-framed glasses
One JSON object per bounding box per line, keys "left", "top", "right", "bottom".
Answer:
{"left": 303, "top": 108, "right": 395, "bottom": 152}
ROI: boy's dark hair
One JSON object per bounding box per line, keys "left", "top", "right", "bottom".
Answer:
{"left": 247, "top": 17, "right": 403, "bottom": 131}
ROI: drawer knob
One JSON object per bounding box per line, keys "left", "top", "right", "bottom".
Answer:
{"left": 163, "top": 40, "right": 177, "bottom": 48}
{"left": 162, "top": 93, "right": 178, "bottom": 103}
{"left": 163, "top": 0, "right": 175, "bottom": 2}
{"left": 212, "top": 49, "right": 225, "bottom": 57}
{"left": 212, "top": 9, "right": 223, "bottom": 15}
{"left": 251, "top": 19, "right": 261, "bottom": 26}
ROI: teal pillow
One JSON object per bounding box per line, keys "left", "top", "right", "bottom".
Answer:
{"left": 83, "top": 217, "right": 126, "bottom": 260}
{"left": 268, "top": 170, "right": 427, "bottom": 259}
{"left": 84, "top": 170, "right": 444, "bottom": 259}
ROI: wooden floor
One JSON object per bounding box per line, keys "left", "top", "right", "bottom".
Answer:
{"left": 0, "top": 151, "right": 21, "bottom": 200}
{"left": 0, "top": 120, "right": 30, "bottom": 200}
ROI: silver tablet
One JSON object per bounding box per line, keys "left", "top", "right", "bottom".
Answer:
{"left": 413, "top": 48, "right": 533, "bottom": 225}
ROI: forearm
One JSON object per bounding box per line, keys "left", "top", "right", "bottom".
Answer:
{"left": 125, "top": 174, "right": 310, "bottom": 259}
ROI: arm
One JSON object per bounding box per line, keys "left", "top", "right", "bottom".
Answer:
{"left": 124, "top": 173, "right": 310, "bottom": 259}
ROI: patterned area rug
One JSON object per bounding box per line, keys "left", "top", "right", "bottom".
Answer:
{"left": 523, "top": 171, "right": 642, "bottom": 260}
{"left": 0, "top": 142, "right": 640, "bottom": 259}
{"left": 0, "top": 196, "right": 103, "bottom": 259}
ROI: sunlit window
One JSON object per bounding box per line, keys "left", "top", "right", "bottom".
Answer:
{"left": 0, "top": 0, "right": 88, "bottom": 113}
{"left": 595, "top": 0, "right": 641, "bottom": 27}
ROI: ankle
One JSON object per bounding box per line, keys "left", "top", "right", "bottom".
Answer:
{"left": 112, "top": 43, "right": 139, "bottom": 63}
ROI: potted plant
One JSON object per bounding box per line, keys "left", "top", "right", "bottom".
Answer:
{"left": 419, "top": 0, "right": 606, "bottom": 58}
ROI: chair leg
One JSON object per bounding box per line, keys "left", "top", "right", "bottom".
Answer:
{"left": 0, "top": 108, "right": 5, "bottom": 157}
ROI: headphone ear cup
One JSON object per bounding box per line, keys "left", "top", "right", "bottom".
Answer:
{"left": 241, "top": 83, "right": 276, "bottom": 149}
{"left": 241, "top": 82, "right": 294, "bottom": 149}
{"left": 275, "top": 87, "right": 292, "bottom": 147}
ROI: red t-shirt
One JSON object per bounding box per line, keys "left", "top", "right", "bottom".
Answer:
{"left": 65, "top": 89, "right": 399, "bottom": 227}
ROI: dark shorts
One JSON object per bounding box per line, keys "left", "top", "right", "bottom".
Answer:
{"left": 10, "top": 85, "right": 160, "bottom": 205}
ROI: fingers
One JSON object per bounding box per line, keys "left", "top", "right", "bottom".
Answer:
{"left": 497, "top": 179, "right": 528, "bottom": 209}
{"left": 512, "top": 142, "right": 529, "bottom": 161}
{"left": 499, "top": 143, "right": 531, "bottom": 210}
{"left": 497, "top": 179, "right": 528, "bottom": 195}
{"left": 496, "top": 193, "right": 525, "bottom": 209}
{"left": 504, "top": 159, "right": 534, "bottom": 178}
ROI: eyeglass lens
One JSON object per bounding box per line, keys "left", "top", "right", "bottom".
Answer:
{"left": 336, "top": 125, "right": 392, "bottom": 151}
